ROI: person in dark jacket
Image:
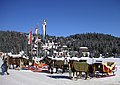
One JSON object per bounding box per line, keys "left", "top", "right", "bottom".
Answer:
{"left": 1, "top": 63, "right": 5, "bottom": 75}
{"left": 1, "top": 58, "right": 9, "bottom": 75}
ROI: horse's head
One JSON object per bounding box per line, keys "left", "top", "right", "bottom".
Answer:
{"left": 42, "top": 57, "right": 53, "bottom": 65}
{"left": 68, "top": 60, "right": 76, "bottom": 69}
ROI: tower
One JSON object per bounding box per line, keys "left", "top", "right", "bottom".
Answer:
{"left": 42, "top": 19, "right": 47, "bottom": 42}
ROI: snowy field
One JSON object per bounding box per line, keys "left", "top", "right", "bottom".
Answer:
{"left": 0, "top": 58, "right": 120, "bottom": 85}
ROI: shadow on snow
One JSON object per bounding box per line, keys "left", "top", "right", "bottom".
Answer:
{"left": 47, "top": 75, "right": 70, "bottom": 79}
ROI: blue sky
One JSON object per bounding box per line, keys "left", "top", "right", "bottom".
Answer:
{"left": 0, "top": 0, "right": 120, "bottom": 37}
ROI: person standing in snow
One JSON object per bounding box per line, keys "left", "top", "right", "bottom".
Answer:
{"left": 1, "top": 58, "right": 9, "bottom": 75}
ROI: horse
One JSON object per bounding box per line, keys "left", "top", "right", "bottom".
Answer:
{"left": 42, "top": 57, "right": 69, "bottom": 74}
{"left": 69, "top": 60, "right": 91, "bottom": 80}
{"left": 8, "top": 57, "right": 34, "bottom": 69}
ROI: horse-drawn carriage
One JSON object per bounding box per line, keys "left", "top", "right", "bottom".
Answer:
{"left": 69, "top": 58, "right": 116, "bottom": 80}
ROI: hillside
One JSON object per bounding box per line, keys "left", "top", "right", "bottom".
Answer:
{"left": 66, "top": 33, "right": 120, "bottom": 57}
{"left": 0, "top": 31, "right": 120, "bottom": 57}
{"left": 0, "top": 31, "right": 27, "bottom": 53}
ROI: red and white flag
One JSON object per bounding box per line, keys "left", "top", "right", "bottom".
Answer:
{"left": 28, "top": 30, "right": 32, "bottom": 45}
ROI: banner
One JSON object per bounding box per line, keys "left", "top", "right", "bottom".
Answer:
{"left": 28, "top": 30, "right": 32, "bottom": 45}
{"left": 35, "top": 26, "right": 38, "bottom": 35}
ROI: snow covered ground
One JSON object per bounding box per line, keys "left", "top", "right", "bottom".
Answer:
{"left": 0, "top": 58, "right": 120, "bottom": 85}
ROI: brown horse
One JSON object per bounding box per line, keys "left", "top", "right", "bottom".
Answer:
{"left": 8, "top": 57, "right": 34, "bottom": 69}
{"left": 69, "top": 60, "right": 90, "bottom": 80}
{"left": 42, "top": 57, "right": 69, "bottom": 74}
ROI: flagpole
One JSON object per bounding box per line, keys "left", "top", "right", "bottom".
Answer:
{"left": 42, "top": 19, "right": 47, "bottom": 44}
{"left": 26, "top": 36, "right": 27, "bottom": 57}
{"left": 37, "top": 36, "right": 38, "bottom": 58}
{"left": 42, "top": 19, "right": 47, "bottom": 57}
{"left": 31, "top": 43, "right": 32, "bottom": 59}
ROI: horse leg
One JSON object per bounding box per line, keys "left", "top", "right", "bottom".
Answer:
{"left": 51, "top": 68, "right": 53, "bottom": 74}
{"left": 85, "top": 72, "right": 88, "bottom": 80}
{"left": 49, "top": 66, "right": 53, "bottom": 74}
{"left": 76, "top": 71, "right": 81, "bottom": 80}
{"left": 72, "top": 71, "right": 75, "bottom": 80}
{"left": 56, "top": 67, "right": 58, "bottom": 73}
{"left": 78, "top": 71, "right": 82, "bottom": 79}
{"left": 69, "top": 69, "right": 72, "bottom": 78}
{"left": 76, "top": 72, "right": 79, "bottom": 80}
{"left": 62, "top": 68, "right": 64, "bottom": 74}
{"left": 62, "top": 67, "right": 65, "bottom": 74}
{"left": 48, "top": 67, "right": 51, "bottom": 73}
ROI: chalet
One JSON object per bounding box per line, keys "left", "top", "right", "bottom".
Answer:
{"left": 79, "top": 47, "right": 90, "bottom": 57}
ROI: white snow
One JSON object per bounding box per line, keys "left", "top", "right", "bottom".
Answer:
{"left": 0, "top": 58, "right": 120, "bottom": 85}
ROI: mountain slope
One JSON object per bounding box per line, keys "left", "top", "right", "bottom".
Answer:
{"left": 0, "top": 31, "right": 120, "bottom": 57}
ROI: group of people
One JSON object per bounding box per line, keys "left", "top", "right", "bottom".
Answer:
{"left": 1, "top": 58, "right": 9, "bottom": 75}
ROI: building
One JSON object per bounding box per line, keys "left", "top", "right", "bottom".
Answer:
{"left": 79, "top": 47, "right": 90, "bottom": 57}
{"left": 41, "top": 40, "right": 70, "bottom": 58}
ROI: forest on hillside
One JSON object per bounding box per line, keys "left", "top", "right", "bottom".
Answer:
{"left": 0, "top": 31, "right": 27, "bottom": 53}
{"left": 0, "top": 31, "right": 120, "bottom": 57}
{"left": 67, "top": 33, "right": 120, "bottom": 57}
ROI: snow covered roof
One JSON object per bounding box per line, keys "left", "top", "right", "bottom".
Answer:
{"left": 62, "top": 45, "right": 67, "bottom": 48}
{"left": 8, "top": 52, "right": 27, "bottom": 59}
{"left": 80, "top": 47, "right": 88, "bottom": 49}
{"left": 46, "top": 56, "right": 65, "bottom": 60}
{"left": 8, "top": 53, "right": 22, "bottom": 58}
{"left": 33, "top": 57, "right": 44, "bottom": 61}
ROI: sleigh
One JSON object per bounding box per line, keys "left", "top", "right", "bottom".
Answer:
{"left": 93, "top": 61, "right": 116, "bottom": 77}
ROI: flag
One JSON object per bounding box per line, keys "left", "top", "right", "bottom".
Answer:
{"left": 28, "top": 30, "right": 32, "bottom": 45}
{"left": 35, "top": 26, "right": 38, "bottom": 35}
{"left": 35, "top": 26, "right": 38, "bottom": 44}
